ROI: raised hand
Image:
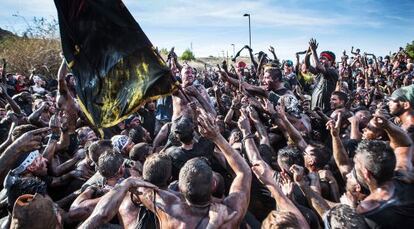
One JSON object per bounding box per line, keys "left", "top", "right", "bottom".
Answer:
{"left": 262, "top": 99, "right": 276, "bottom": 114}
{"left": 13, "top": 127, "right": 50, "bottom": 153}
{"left": 247, "top": 106, "right": 260, "bottom": 123}
{"left": 309, "top": 38, "right": 319, "bottom": 51}
{"left": 237, "top": 109, "right": 251, "bottom": 135}
{"left": 251, "top": 160, "right": 275, "bottom": 185}
{"left": 197, "top": 108, "right": 220, "bottom": 140}
{"left": 289, "top": 164, "right": 305, "bottom": 185}
{"left": 326, "top": 112, "right": 341, "bottom": 137}
{"left": 207, "top": 203, "right": 238, "bottom": 228}
{"left": 279, "top": 170, "right": 294, "bottom": 197}
{"left": 268, "top": 46, "right": 275, "bottom": 53}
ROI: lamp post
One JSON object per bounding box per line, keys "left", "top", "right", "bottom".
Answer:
{"left": 243, "top": 13, "right": 251, "bottom": 49}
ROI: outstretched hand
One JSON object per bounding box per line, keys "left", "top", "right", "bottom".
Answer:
{"left": 251, "top": 160, "right": 275, "bottom": 185}
{"left": 237, "top": 109, "right": 251, "bottom": 135}
{"left": 197, "top": 108, "right": 221, "bottom": 140}
{"left": 326, "top": 113, "right": 341, "bottom": 137}
{"left": 207, "top": 203, "right": 238, "bottom": 228}
{"left": 309, "top": 38, "right": 318, "bottom": 51}
{"left": 13, "top": 127, "right": 50, "bottom": 153}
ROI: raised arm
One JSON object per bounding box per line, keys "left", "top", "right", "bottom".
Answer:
{"left": 326, "top": 116, "right": 352, "bottom": 178}
{"left": 290, "top": 164, "right": 331, "bottom": 218}
{"left": 197, "top": 108, "right": 252, "bottom": 222}
{"left": 184, "top": 85, "right": 216, "bottom": 117}
{"left": 372, "top": 113, "right": 413, "bottom": 172}
{"left": 0, "top": 128, "right": 49, "bottom": 183}
{"left": 79, "top": 177, "right": 157, "bottom": 229}
{"left": 251, "top": 161, "right": 310, "bottom": 229}
{"left": 219, "top": 71, "right": 267, "bottom": 97}
{"left": 0, "top": 84, "right": 22, "bottom": 115}
{"left": 237, "top": 109, "right": 262, "bottom": 163}
{"left": 264, "top": 99, "right": 307, "bottom": 151}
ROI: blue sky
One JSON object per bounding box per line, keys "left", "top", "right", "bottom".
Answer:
{"left": 1, "top": 0, "right": 413, "bottom": 60}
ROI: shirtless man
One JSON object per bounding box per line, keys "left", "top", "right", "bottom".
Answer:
{"left": 80, "top": 109, "right": 251, "bottom": 228}
{"left": 172, "top": 65, "right": 216, "bottom": 121}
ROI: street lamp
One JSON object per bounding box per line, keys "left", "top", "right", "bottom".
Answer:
{"left": 243, "top": 13, "right": 251, "bottom": 49}
{"left": 231, "top": 44, "right": 235, "bottom": 57}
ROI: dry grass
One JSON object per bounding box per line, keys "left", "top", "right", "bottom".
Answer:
{"left": 0, "top": 36, "right": 61, "bottom": 78}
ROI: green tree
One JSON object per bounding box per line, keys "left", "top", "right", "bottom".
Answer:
{"left": 405, "top": 40, "right": 414, "bottom": 59}
{"left": 159, "top": 47, "right": 169, "bottom": 56}
{"left": 181, "top": 49, "right": 195, "bottom": 61}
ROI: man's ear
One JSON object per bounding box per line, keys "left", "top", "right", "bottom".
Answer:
{"left": 26, "top": 164, "right": 36, "bottom": 173}
{"left": 355, "top": 183, "right": 362, "bottom": 193}
{"left": 211, "top": 177, "right": 217, "bottom": 192}
{"left": 362, "top": 167, "right": 372, "bottom": 184}
{"left": 403, "top": 101, "right": 411, "bottom": 110}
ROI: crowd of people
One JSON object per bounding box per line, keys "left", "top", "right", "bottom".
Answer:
{"left": 0, "top": 38, "right": 413, "bottom": 229}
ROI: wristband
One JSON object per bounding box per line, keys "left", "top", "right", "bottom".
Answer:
{"left": 242, "top": 133, "right": 255, "bottom": 142}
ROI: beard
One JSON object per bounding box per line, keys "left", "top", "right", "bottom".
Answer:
{"left": 390, "top": 106, "right": 405, "bottom": 117}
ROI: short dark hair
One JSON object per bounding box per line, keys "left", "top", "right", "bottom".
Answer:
{"left": 178, "top": 158, "right": 212, "bottom": 205}
{"left": 332, "top": 91, "right": 348, "bottom": 105}
{"left": 143, "top": 154, "right": 172, "bottom": 187}
{"left": 356, "top": 140, "right": 396, "bottom": 185}
{"left": 308, "top": 141, "right": 332, "bottom": 169}
{"left": 129, "top": 126, "right": 146, "bottom": 144}
{"left": 277, "top": 146, "right": 304, "bottom": 171}
{"left": 129, "top": 143, "right": 150, "bottom": 163}
{"left": 264, "top": 66, "right": 282, "bottom": 81}
{"left": 97, "top": 149, "right": 124, "bottom": 178}
{"left": 88, "top": 140, "right": 113, "bottom": 163}
{"left": 327, "top": 204, "right": 368, "bottom": 229}
{"left": 7, "top": 176, "right": 47, "bottom": 211}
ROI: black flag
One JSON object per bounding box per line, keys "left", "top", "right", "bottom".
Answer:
{"left": 54, "top": 0, "right": 176, "bottom": 128}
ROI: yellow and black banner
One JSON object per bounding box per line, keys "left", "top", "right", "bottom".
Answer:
{"left": 54, "top": 0, "right": 176, "bottom": 128}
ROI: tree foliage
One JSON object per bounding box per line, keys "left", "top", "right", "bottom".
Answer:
{"left": 0, "top": 17, "right": 61, "bottom": 78}
{"left": 181, "top": 49, "right": 195, "bottom": 61}
{"left": 405, "top": 40, "right": 414, "bottom": 59}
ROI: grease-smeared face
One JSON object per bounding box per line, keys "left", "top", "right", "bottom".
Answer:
{"left": 181, "top": 67, "right": 194, "bottom": 87}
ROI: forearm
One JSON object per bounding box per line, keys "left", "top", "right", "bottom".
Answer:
{"left": 0, "top": 145, "right": 22, "bottom": 182}
{"left": 243, "top": 137, "right": 262, "bottom": 163}
{"left": 248, "top": 50, "right": 258, "bottom": 69}
{"left": 57, "top": 191, "right": 81, "bottom": 209}
{"left": 213, "top": 135, "right": 250, "bottom": 176}
{"left": 332, "top": 136, "right": 352, "bottom": 177}
{"left": 384, "top": 123, "right": 413, "bottom": 148}
{"left": 195, "top": 93, "right": 216, "bottom": 117}
{"left": 278, "top": 117, "right": 307, "bottom": 151}
{"left": 58, "top": 60, "right": 69, "bottom": 94}
{"left": 267, "top": 183, "right": 309, "bottom": 229}
{"left": 298, "top": 183, "right": 330, "bottom": 218}
{"left": 28, "top": 107, "right": 46, "bottom": 125}
{"left": 56, "top": 130, "right": 70, "bottom": 152}
{"left": 349, "top": 121, "right": 362, "bottom": 140}
{"left": 50, "top": 172, "right": 74, "bottom": 187}
{"left": 54, "top": 158, "right": 79, "bottom": 176}
{"left": 311, "top": 49, "right": 319, "bottom": 68}
{"left": 4, "top": 95, "right": 22, "bottom": 115}
{"left": 253, "top": 121, "right": 270, "bottom": 146}
{"left": 0, "top": 138, "right": 12, "bottom": 156}
{"left": 79, "top": 183, "right": 129, "bottom": 229}
{"left": 43, "top": 139, "right": 58, "bottom": 165}
{"left": 224, "top": 109, "right": 235, "bottom": 125}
